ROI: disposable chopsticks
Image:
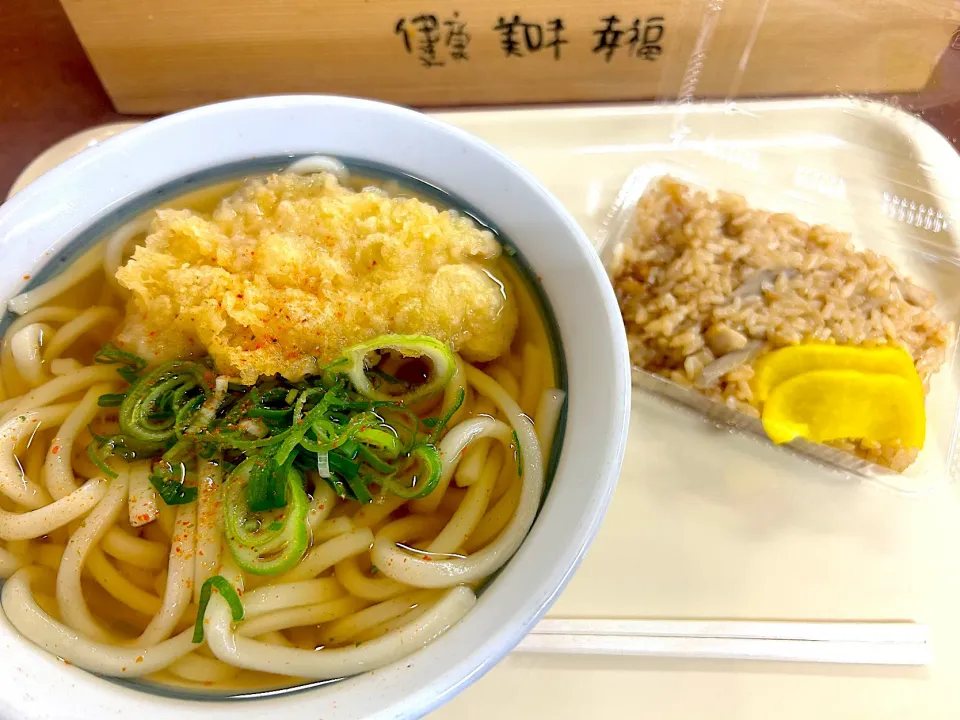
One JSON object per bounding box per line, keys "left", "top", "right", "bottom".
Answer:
{"left": 513, "top": 619, "right": 931, "bottom": 666}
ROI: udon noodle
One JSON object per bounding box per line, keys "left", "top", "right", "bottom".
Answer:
{"left": 0, "top": 163, "right": 564, "bottom": 692}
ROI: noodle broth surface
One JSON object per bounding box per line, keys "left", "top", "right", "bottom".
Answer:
{"left": 0, "top": 162, "right": 564, "bottom": 696}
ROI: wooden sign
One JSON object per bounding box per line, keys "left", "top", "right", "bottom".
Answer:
{"left": 59, "top": 0, "right": 956, "bottom": 113}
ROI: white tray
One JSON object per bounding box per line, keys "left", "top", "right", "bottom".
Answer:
{"left": 10, "top": 98, "right": 960, "bottom": 719}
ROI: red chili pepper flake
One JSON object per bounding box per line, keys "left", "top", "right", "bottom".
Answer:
{"left": 135, "top": 656, "right": 144, "bottom": 663}
{"left": 22, "top": 275, "right": 30, "bottom": 280}
{"left": 51, "top": 445, "right": 60, "bottom": 455}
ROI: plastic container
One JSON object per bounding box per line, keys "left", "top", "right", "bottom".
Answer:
{"left": 598, "top": 159, "right": 960, "bottom": 493}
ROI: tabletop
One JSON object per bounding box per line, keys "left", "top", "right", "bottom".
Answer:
{"left": 4, "top": 3, "right": 960, "bottom": 720}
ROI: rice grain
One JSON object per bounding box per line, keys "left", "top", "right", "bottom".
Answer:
{"left": 611, "top": 177, "right": 955, "bottom": 471}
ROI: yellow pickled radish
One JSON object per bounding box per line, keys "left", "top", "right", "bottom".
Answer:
{"left": 752, "top": 344, "right": 920, "bottom": 402}
{"left": 761, "top": 370, "right": 926, "bottom": 448}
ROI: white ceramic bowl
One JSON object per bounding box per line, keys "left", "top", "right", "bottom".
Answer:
{"left": 0, "top": 95, "right": 629, "bottom": 720}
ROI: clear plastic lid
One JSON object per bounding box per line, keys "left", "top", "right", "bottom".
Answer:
{"left": 599, "top": 145, "right": 960, "bottom": 494}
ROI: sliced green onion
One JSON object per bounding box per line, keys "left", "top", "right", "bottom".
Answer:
{"left": 426, "top": 387, "right": 465, "bottom": 443}
{"left": 290, "top": 387, "right": 319, "bottom": 425}
{"left": 338, "top": 439, "right": 360, "bottom": 459}
{"left": 149, "top": 461, "right": 198, "bottom": 505}
{"left": 380, "top": 444, "right": 443, "bottom": 499}
{"left": 355, "top": 426, "right": 401, "bottom": 458}
{"left": 377, "top": 406, "right": 422, "bottom": 453}
{"left": 86, "top": 335, "right": 464, "bottom": 510}
{"left": 161, "top": 437, "right": 192, "bottom": 465}
{"left": 225, "top": 464, "right": 309, "bottom": 576}
{"left": 512, "top": 429, "right": 523, "bottom": 478}
{"left": 118, "top": 367, "right": 141, "bottom": 384}
{"left": 173, "top": 396, "right": 205, "bottom": 442}
{"left": 86, "top": 439, "right": 119, "bottom": 479}
{"left": 119, "top": 360, "right": 209, "bottom": 445}
{"left": 328, "top": 449, "right": 360, "bottom": 480}
{"left": 97, "top": 393, "right": 126, "bottom": 408}
{"left": 316, "top": 451, "right": 330, "bottom": 478}
{"left": 337, "top": 334, "right": 456, "bottom": 404}
{"left": 243, "top": 454, "right": 288, "bottom": 513}
{"left": 299, "top": 412, "right": 378, "bottom": 456}
{"left": 87, "top": 432, "right": 167, "bottom": 480}
{"left": 249, "top": 406, "right": 291, "bottom": 421}
{"left": 94, "top": 343, "right": 147, "bottom": 384}
{"left": 274, "top": 386, "right": 343, "bottom": 465}
{"left": 356, "top": 445, "right": 395, "bottom": 475}
{"left": 192, "top": 575, "right": 244, "bottom": 643}
{"left": 326, "top": 474, "right": 350, "bottom": 499}
{"left": 94, "top": 342, "right": 147, "bottom": 369}
{"left": 345, "top": 474, "right": 373, "bottom": 504}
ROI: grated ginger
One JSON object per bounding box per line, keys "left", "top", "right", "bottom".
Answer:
{"left": 115, "top": 172, "right": 517, "bottom": 383}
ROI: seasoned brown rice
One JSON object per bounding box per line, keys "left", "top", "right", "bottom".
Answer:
{"left": 610, "top": 176, "right": 955, "bottom": 471}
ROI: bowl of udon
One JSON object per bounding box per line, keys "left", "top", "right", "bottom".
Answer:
{"left": 0, "top": 96, "right": 629, "bottom": 719}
